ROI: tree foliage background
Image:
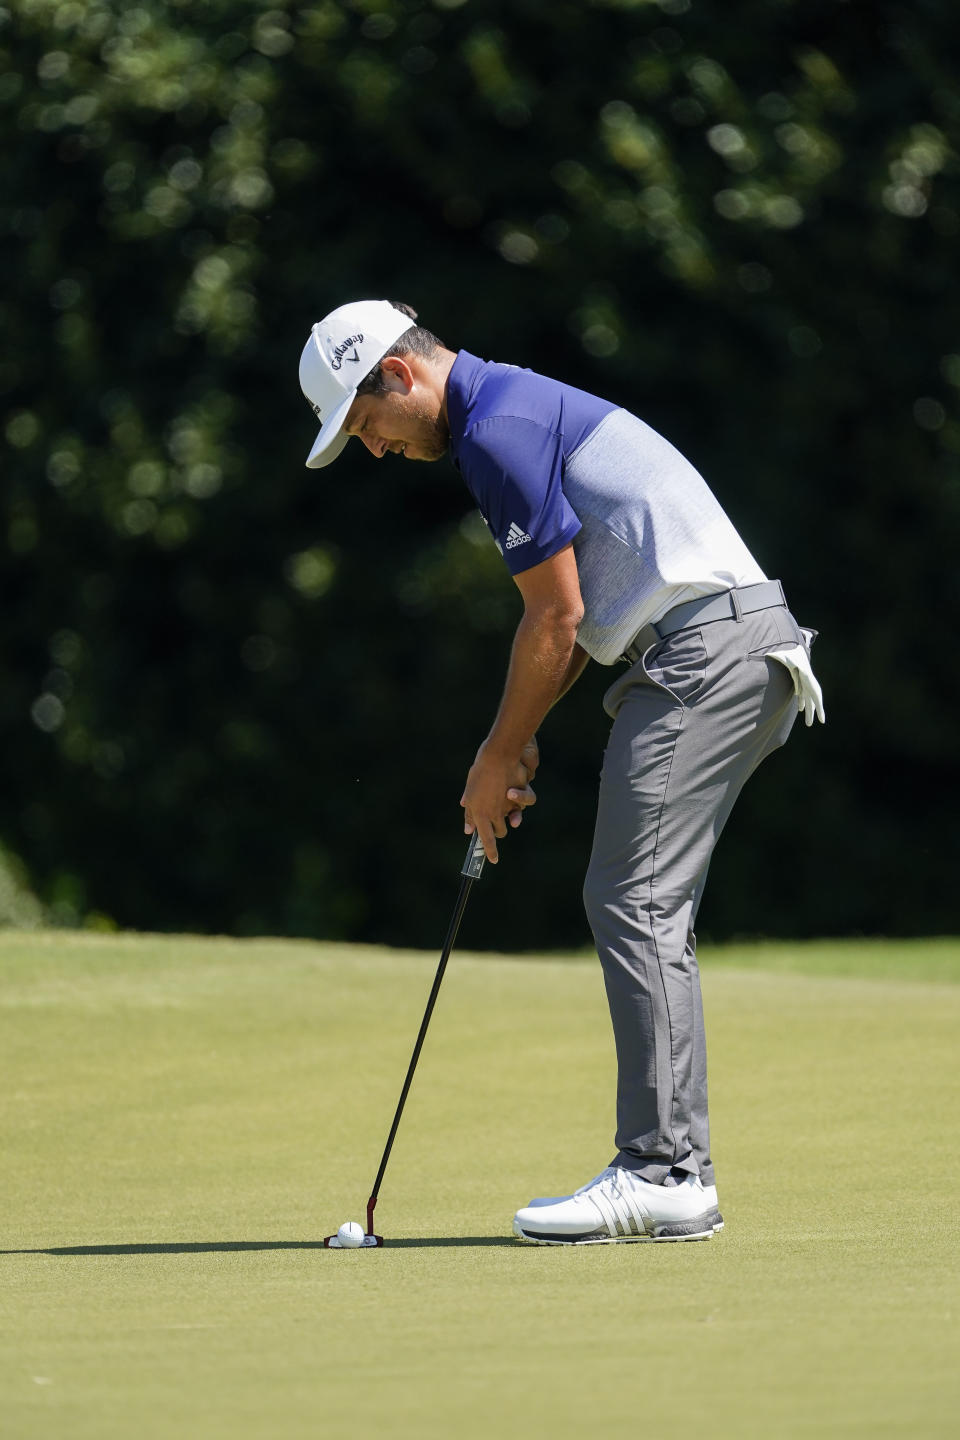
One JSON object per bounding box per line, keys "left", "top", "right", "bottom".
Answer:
{"left": 2, "top": 0, "right": 958, "bottom": 947}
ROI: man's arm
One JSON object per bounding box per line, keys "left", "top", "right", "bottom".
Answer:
{"left": 556, "top": 642, "right": 591, "bottom": 702}
{"left": 502, "top": 642, "right": 590, "bottom": 826}
{"left": 461, "top": 543, "right": 585, "bottom": 863}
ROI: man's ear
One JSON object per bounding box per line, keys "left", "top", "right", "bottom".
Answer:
{"left": 379, "top": 355, "right": 414, "bottom": 394}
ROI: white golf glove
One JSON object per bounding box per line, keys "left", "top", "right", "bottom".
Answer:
{"left": 768, "top": 629, "right": 825, "bottom": 726}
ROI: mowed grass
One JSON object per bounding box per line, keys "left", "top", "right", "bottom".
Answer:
{"left": 1, "top": 931, "right": 958, "bottom": 1439}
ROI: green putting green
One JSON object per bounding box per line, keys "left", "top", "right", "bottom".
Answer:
{"left": 1, "top": 931, "right": 958, "bottom": 1438}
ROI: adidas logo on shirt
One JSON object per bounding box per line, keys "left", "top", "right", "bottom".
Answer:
{"left": 505, "top": 522, "right": 532, "bottom": 550}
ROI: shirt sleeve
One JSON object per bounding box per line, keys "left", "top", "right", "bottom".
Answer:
{"left": 460, "top": 416, "right": 582, "bottom": 575}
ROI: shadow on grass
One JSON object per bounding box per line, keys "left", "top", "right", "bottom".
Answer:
{"left": 1, "top": 1237, "right": 516, "bottom": 1256}
{"left": 369, "top": 1237, "right": 516, "bottom": 1248}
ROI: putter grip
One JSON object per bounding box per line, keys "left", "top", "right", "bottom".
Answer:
{"left": 461, "top": 831, "right": 486, "bottom": 880}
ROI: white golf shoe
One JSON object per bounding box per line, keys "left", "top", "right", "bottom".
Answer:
{"left": 520, "top": 1176, "right": 723, "bottom": 1233}
{"left": 513, "top": 1168, "right": 719, "bottom": 1244}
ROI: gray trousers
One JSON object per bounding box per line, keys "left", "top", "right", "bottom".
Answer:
{"left": 583, "top": 601, "right": 805, "bottom": 1188}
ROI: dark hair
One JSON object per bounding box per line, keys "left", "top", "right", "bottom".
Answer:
{"left": 357, "top": 301, "right": 446, "bottom": 396}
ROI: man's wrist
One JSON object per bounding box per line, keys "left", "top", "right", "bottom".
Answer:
{"left": 477, "top": 735, "right": 516, "bottom": 764}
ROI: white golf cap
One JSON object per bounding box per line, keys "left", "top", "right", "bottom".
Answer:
{"left": 298, "top": 300, "right": 417, "bottom": 469}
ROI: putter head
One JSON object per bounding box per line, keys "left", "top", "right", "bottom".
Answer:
{"left": 324, "top": 1232, "right": 383, "bottom": 1248}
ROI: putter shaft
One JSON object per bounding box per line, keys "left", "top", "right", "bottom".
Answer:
{"left": 365, "top": 833, "right": 486, "bottom": 1228}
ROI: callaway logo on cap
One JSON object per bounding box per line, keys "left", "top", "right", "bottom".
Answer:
{"left": 299, "top": 300, "right": 417, "bottom": 469}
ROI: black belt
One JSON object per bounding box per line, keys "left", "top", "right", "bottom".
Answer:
{"left": 622, "top": 580, "right": 786, "bottom": 665}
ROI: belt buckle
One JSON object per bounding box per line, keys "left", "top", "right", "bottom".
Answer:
{"left": 625, "top": 619, "right": 659, "bottom": 663}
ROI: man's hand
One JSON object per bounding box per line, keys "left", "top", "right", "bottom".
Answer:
{"left": 461, "top": 738, "right": 538, "bottom": 864}
{"left": 506, "top": 737, "right": 539, "bottom": 829}
{"left": 517, "top": 736, "right": 539, "bottom": 782}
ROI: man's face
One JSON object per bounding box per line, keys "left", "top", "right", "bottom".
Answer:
{"left": 343, "top": 382, "right": 449, "bottom": 463}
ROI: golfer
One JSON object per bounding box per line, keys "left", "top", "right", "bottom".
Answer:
{"left": 298, "top": 299, "right": 824, "bottom": 1244}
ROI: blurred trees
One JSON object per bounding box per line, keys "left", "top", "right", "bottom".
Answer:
{"left": 2, "top": 0, "right": 958, "bottom": 946}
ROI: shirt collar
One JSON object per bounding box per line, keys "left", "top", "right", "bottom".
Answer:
{"left": 445, "top": 350, "right": 485, "bottom": 467}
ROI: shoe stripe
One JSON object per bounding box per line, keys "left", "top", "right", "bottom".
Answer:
{"left": 589, "top": 1186, "right": 624, "bottom": 1238}
{"left": 612, "top": 1175, "right": 648, "bottom": 1237}
{"left": 591, "top": 1174, "right": 647, "bottom": 1238}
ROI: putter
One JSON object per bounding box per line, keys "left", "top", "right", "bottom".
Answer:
{"left": 325, "top": 830, "right": 487, "bottom": 1248}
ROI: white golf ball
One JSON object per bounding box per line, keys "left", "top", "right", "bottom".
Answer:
{"left": 337, "top": 1221, "right": 364, "bottom": 1248}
